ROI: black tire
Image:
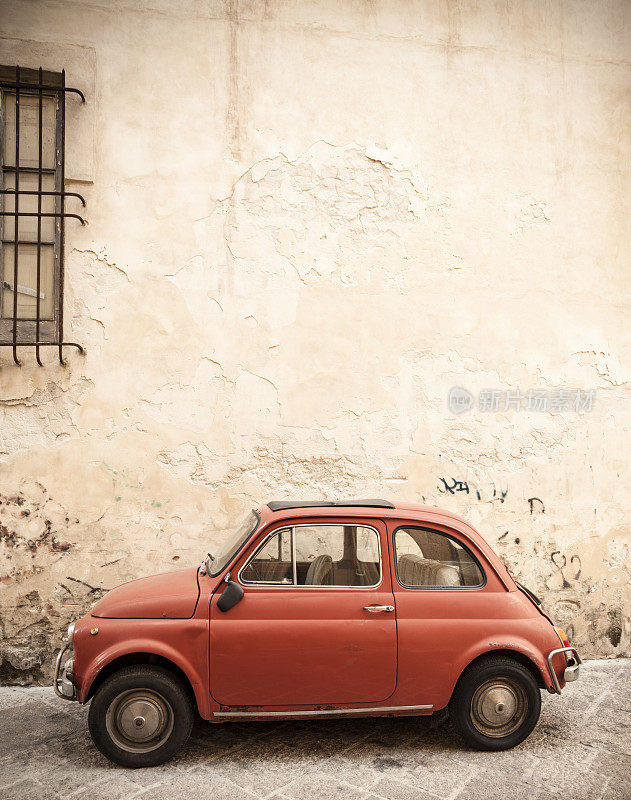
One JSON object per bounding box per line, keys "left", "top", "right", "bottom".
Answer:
{"left": 88, "top": 665, "right": 194, "bottom": 767}
{"left": 448, "top": 657, "right": 541, "bottom": 750}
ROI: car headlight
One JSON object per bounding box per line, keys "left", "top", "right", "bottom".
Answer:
{"left": 67, "top": 622, "right": 76, "bottom": 642}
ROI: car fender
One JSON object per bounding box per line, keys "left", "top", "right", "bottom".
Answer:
{"left": 75, "top": 620, "right": 211, "bottom": 718}
{"left": 449, "top": 636, "right": 554, "bottom": 699}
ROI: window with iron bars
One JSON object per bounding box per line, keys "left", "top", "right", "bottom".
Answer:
{"left": 0, "top": 65, "right": 86, "bottom": 365}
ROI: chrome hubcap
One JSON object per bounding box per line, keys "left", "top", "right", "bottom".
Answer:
{"left": 106, "top": 689, "right": 174, "bottom": 753}
{"left": 470, "top": 678, "right": 528, "bottom": 738}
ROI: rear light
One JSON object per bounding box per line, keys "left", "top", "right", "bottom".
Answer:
{"left": 554, "top": 627, "right": 574, "bottom": 665}
{"left": 555, "top": 627, "right": 570, "bottom": 647}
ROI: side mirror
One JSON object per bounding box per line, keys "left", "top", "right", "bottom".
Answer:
{"left": 217, "top": 573, "right": 244, "bottom": 612}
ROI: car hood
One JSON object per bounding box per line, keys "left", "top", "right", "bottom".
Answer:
{"left": 91, "top": 567, "right": 200, "bottom": 619}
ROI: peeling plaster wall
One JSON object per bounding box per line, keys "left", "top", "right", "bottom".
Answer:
{"left": 0, "top": 0, "right": 630, "bottom": 682}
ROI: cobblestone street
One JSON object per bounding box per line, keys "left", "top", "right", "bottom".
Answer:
{"left": 0, "top": 659, "right": 629, "bottom": 800}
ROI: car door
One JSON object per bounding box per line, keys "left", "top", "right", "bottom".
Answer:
{"left": 209, "top": 518, "right": 397, "bottom": 707}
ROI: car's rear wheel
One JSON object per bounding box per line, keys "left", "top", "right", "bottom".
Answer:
{"left": 88, "top": 665, "right": 193, "bottom": 767}
{"left": 449, "top": 656, "right": 541, "bottom": 750}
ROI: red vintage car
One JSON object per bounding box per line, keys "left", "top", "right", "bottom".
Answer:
{"left": 54, "top": 500, "right": 581, "bottom": 767}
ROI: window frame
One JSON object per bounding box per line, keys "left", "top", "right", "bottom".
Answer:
{"left": 238, "top": 523, "right": 383, "bottom": 590}
{"left": 392, "top": 524, "right": 487, "bottom": 591}
{"left": 0, "top": 65, "right": 85, "bottom": 365}
{"left": 0, "top": 67, "right": 63, "bottom": 346}
{"left": 239, "top": 526, "right": 294, "bottom": 586}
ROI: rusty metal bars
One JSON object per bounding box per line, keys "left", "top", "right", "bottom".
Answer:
{"left": 35, "top": 67, "right": 42, "bottom": 365}
{"left": 0, "top": 65, "right": 85, "bottom": 365}
{"left": 11, "top": 66, "right": 20, "bottom": 364}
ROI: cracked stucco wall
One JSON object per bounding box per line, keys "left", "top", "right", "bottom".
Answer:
{"left": 0, "top": 0, "right": 630, "bottom": 682}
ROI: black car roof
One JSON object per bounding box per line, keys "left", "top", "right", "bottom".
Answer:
{"left": 266, "top": 499, "right": 395, "bottom": 512}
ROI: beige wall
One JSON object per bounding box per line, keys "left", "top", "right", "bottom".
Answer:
{"left": 0, "top": 0, "right": 629, "bottom": 681}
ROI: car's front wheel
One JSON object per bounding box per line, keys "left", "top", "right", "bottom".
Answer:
{"left": 88, "top": 665, "right": 193, "bottom": 767}
{"left": 449, "top": 656, "right": 541, "bottom": 750}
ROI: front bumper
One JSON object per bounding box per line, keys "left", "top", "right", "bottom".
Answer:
{"left": 547, "top": 646, "right": 582, "bottom": 694}
{"left": 54, "top": 641, "right": 76, "bottom": 701}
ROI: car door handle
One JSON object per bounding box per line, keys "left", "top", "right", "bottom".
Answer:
{"left": 363, "top": 605, "right": 395, "bottom": 612}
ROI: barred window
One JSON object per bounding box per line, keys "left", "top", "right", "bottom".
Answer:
{"left": 0, "top": 65, "right": 85, "bottom": 365}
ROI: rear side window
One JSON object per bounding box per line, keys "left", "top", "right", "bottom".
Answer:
{"left": 394, "top": 526, "right": 484, "bottom": 588}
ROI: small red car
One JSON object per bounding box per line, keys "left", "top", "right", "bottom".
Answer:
{"left": 55, "top": 500, "right": 581, "bottom": 767}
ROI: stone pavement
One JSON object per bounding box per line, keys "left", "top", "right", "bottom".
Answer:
{"left": 0, "top": 659, "right": 629, "bottom": 800}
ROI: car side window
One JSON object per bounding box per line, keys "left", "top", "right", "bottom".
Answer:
{"left": 294, "top": 525, "right": 380, "bottom": 587}
{"left": 240, "top": 525, "right": 381, "bottom": 587}
{"left": 240, "top": 528, "right": 292, "bottom": 584}
{"left": 394, "top": 526, "right": 484, "bottom": 588}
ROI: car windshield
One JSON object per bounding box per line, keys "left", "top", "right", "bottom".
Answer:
{"left": 208, "top": 509, "right": 260, "bottom": 577}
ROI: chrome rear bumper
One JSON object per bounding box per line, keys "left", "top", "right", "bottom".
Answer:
{"left": 54, "top": 641, "right": 76, "bottom": 700}
{"left": 547, "top": 646, "right": 582, "bottom": 694}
